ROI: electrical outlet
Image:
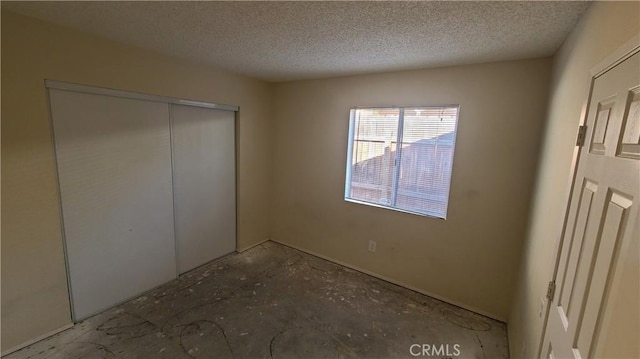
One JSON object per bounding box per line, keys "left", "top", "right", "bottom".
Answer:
{"left": 368, "top": 240, "right": 377, "bottom": 252}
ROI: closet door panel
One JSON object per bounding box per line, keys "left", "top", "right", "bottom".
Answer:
{"left": 49, "top": 89, "right": 176, "bottom": 320}
{"left": 171, "top": 105, "right": 236, "bottom": 274}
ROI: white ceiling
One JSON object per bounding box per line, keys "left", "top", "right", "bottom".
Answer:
{"left": 3, "top": 1, "right": 591, "bottom": 82}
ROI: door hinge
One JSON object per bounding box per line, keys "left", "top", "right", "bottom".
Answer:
{"left": 546, "top": 280, "right": 556, "bottom": 301}
{"left": 576, "top": 125, "right": 587, "bottom": 147}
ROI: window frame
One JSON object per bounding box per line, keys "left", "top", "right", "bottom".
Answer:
{"left": 344, "top": 105, "right": 460, "bottom": 219}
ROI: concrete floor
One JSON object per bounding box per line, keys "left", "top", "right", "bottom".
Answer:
{"left": 7, "top": 242, "right": 509, "bottom": 359}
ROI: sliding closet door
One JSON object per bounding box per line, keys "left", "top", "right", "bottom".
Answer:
{"left": 49, "top": 89, "right": 176, "bottom": 320}
{"left": 171, "top": 105, "right": 236, "bottom": 274}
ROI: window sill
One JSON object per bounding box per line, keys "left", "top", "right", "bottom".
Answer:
{"left": 344, "top": 198, "right": 446, "bottom": 220}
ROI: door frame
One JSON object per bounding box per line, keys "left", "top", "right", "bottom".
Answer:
{"left": 536, "top": 34, "right": 640, "bottom": 358}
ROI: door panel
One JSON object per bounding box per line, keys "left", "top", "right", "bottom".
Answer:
{"left": 576, "top": 191, "right": 632, "bottom": 353}
{"left": 557, "top": 179, "right": 597, "bottom": 319}
{"left": 618, "top": 87, "right": 640, "bottom": 159}
{"left": 49, "top": 89, "right": 176, "bottom": 320}
{"left": 171, "top": 105, "right": 236, "bottom": 274}
{"left": 590, "top": 101, "right": 613, "bottom": 155}
{"left": 541, "top": 51, "right": 639, "bottom": 358}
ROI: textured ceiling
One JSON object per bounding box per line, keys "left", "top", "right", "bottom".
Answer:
{"left": 3, "top": 1, "right": 591, "bottom": 82}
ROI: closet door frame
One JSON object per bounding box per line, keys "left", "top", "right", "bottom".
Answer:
{"left": 45, "top": 80, "right": 238, "bottom": 322}
{"left": 46, "top": 80, "right": 239, "bottom": 112}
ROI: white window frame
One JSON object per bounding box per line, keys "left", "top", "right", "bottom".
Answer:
{"left": 344, "top": 106, "right": 460, "bottom": 219}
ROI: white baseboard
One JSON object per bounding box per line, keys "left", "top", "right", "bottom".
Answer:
{"left": 269, "top": 238, "right": 506, "bottom": 323}
{"left": 1, "top": 322, "right": 74, "bottom": 357}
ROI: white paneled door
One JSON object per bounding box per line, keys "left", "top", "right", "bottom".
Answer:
{"left": 541, "top": 51, "right": 639, "bottom": 358}
{"left": 49, "top": 89, "right": 177, "bottom": 320}
{"left": 171, "top": 105, "right": 236, "bottom": 274}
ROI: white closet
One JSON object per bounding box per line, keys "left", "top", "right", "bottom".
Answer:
{"left": 48, "top": 81, "right": 237, "bottom": 321}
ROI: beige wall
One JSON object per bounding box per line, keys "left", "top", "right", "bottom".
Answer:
{"left": 1, "top": 11, "right": 273, "bottom": 351}
{"left": 6, "top": 2, "right": 636, "bottom": 355}
{"left": 508, "top": 2, "right": 640, "bottom": 358}
{"left": 271, "top": 58, "right": 552, "bottom": 321}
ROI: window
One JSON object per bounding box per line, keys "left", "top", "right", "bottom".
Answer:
{"left": 344, "top": 106, "right": 459, "bottom": 219}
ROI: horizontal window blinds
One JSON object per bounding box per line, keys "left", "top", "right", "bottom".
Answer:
{"left": 348, "top": 108, "right": 399, "bottom": 206}
{"left": 346, "top": 106, "right": 459, "bottom": 219}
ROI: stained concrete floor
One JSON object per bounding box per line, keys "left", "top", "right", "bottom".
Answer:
{"left": 7, "top": 242, "right": 509, "bottom": 359}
